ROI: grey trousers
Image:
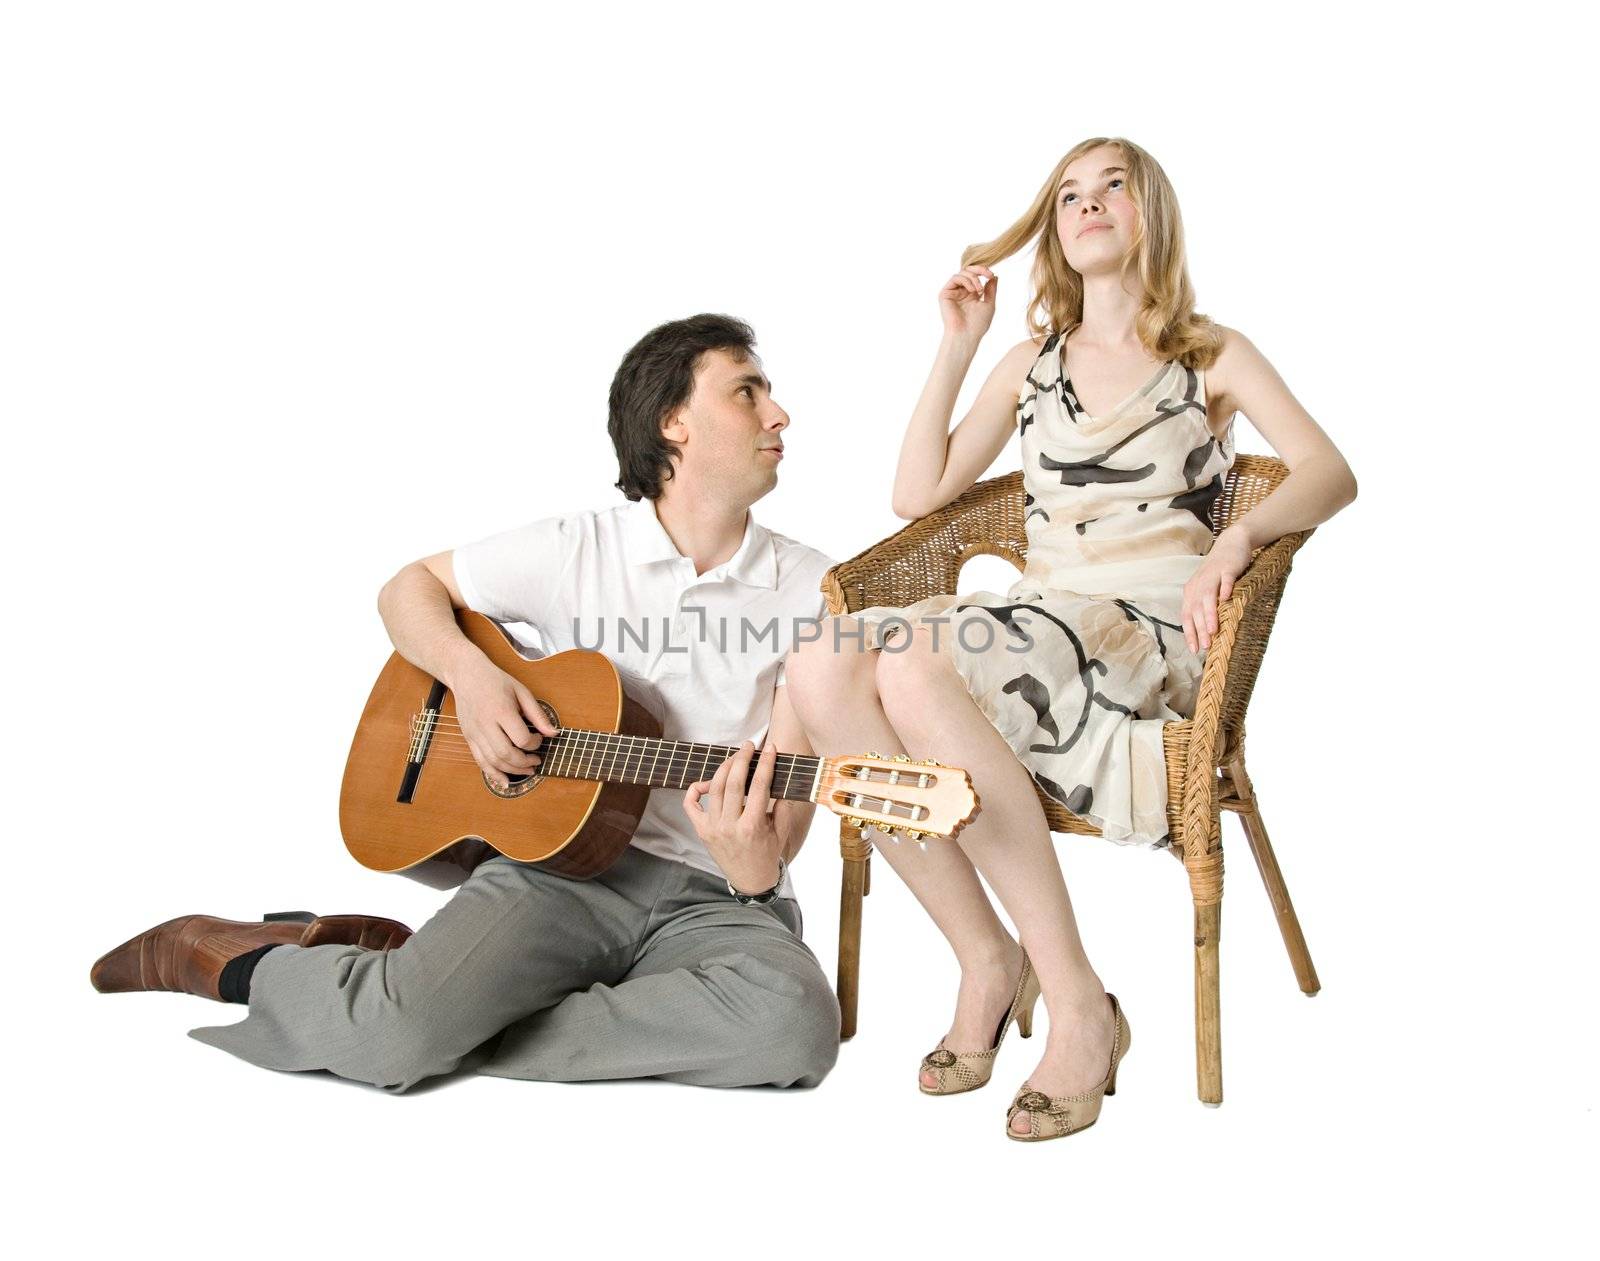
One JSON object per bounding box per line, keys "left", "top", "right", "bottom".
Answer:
{"left": 189, "top": 847, "right": 840, "bottom": 1093}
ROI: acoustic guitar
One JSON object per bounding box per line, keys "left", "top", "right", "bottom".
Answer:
{"left": 340, "top": 610, "right": 979, "bottom": 886}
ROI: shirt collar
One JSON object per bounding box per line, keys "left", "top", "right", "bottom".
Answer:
{"left": 623, "top": 497, "right": 778, "bottom": 589}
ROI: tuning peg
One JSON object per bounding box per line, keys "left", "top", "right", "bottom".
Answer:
{"left": 891, "top": 753, "right": 912, "bottom": 763}
{"left": 864, "top": 750, "right": 882, "bottom": 759}
{"left": 916, "top": 838, "right": 928, "bottom": 852}
{"left": 845, "top": 815, "right": 863, "bottom": 830}
{"left": 919, "top": 758, "right": 945, "bottom": 768}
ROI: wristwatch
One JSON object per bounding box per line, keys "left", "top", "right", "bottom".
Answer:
{"left": 727, "top": 856, "right": 787, "bottom": 905}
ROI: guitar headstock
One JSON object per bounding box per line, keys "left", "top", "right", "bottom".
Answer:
{"left": 816, "top": 753, "right": 980, "bottom": 841}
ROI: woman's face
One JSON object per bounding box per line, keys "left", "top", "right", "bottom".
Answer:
{"left": 1055, "top": 145, "right": 1137, "bottom": 276}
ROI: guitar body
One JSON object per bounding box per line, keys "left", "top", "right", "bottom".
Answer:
{"left": 339, "top": 612, "right": 661, "bottom": 884}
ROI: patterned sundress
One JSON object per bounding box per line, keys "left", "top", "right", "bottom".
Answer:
{"left": 851, "top": 331, "right": 1235, "bottom": 846}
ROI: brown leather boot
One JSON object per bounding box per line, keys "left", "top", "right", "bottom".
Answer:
{"left": 90, "top": 912, "right": 414, "bottom": 1001}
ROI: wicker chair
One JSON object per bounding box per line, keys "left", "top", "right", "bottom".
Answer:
{"left": 819, "top": 454, "right": 1319, "bottom": 1106}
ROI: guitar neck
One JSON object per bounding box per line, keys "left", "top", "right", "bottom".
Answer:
{"left": 537, "top": 730, "right": 821, "bottom": 802}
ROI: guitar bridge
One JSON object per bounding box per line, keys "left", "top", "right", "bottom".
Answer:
{"left": 396, "top": 680, "right": 447, "bottom": 803}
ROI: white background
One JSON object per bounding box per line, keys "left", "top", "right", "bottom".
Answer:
{"left": 3, "top": 1, "right": 1594, "bottom": 1256}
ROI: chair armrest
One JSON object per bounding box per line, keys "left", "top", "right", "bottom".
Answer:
{"left": 821, "top": 471, "right": 1028, "bottom": 615}
{"left": 1178, "top": 528, "right": 1314, "bottom": 861}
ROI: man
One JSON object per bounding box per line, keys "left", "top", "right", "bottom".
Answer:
{"left": 91, "top": 313, "right": 842, "bottom": 1092}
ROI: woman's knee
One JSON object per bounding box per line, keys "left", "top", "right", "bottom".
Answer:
{"left": 874, "top": 626, "right": 957, "bottom": 719}
{"left": 783, "top": 623, "right": 877, "bottom": 720}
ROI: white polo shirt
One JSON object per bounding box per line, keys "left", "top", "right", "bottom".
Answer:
{"left": 452, "top": 497, "right": 834, "bottom": 893}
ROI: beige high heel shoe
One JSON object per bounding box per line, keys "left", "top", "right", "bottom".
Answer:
{"left": 1005, "top": 992, "right": 1131, "bottom": 1141}
{"left": 919, "top": 953, "right": 1041, "bottom": 1096}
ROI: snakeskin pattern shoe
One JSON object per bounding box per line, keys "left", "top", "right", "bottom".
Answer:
{"left": 919, "top": 952, "right": 1040, "bottom": 1096}
{"left": 1005, "top": 992, "right": 1131, "bottom": 1141}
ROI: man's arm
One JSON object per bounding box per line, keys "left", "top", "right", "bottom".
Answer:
{"left": 376, "top": 551, "right": 478, "bottom": 686}
{"left": 376, "top": 550, "right": 556, "bottom": 782}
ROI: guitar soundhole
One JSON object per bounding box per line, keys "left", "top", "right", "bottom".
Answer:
{"left": 482, "top": 700, "right": 559, "bottom": 800}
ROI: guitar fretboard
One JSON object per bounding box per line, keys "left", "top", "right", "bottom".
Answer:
{"left": 537, "top": 730, "right": 821, "bottom": 802}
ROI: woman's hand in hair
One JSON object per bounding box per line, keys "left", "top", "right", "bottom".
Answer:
{"left": 1181, "top": 525, "right": 1254, "bottom": 653}
{"left": 939, "top": 264, "right": 999, "bottom": 343}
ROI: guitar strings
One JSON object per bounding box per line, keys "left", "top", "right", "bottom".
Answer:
{"left": 405, "top": 724, "right": 926, "bottom": 794}
{"left": 400, "top": 718, "right": 945, "bottom": 822}
{"left": 412, "top": 726, "right": 816, "bottom": 767}
{"left": 393, "top": 725, "right": 935, "bottom": 822}
{"left": 399, "top": 721, "right": 825, "bottom": 793}
{"left": 392, "top": 750, "right": 925, "bottom": 819}
{"left": 406, "top": 720, "right": 823, "bottom": 771}
{"left": 409, "top": 717, "right": 864, "bottom": 770}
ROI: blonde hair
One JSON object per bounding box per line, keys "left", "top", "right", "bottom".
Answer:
{"left": 962, "top": 137, "right": 1223, "bottom": 369}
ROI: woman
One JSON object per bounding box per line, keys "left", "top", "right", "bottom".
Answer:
{"left": 785, "top": 136, "right": 1357, "bottom": 1141}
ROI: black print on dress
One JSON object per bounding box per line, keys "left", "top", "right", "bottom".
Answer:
{"left": 1039, "top": 450, "right": 1158, "bottom": 487}
{"left": 1021, "top": 333, "right": 1067, "bottom": 432}
{"left": 1092, "top": 691, "right": 1136, "bottom": 718}
{"left": 1112, "top": 597, "right": 1183, "bottom": 657}
{"left": 1170, "top": 473, "right": 1224, "bottom": 531}
{"left": 1182, "top": 437, "right": 1216, "bottom": 489}
{"left": 1035, "top": 405, "right": 1168, "bottom": 486}
{"left": 958, "top": 602, "right": 1116, "bottom": 757}
{"left": 1002, "top": 673, "right": 1060, "bottom": 745}
{"left": 1034, "top": 774, "right": 1094, "bottom": 814}
{"left": 1036, "top": 376, "right": 1207, "bottom": 491}
{"left": 1023, "top": 491, "right": 1049, "bottom": 525}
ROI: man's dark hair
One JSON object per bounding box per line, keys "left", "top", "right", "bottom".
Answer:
{"left": 608, "top": 313, "right": 757, "bottom": 501}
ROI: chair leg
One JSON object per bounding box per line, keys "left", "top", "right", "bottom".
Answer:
{"left": 837, "top": 826, "right": 870, "bottom": 1041}
{"left": 1193, "top": 900, "right": 1223, "bottom": 1106}
{"left": 1228, "top": 752, "right": 1320, "bottom": 996}
{"left": 1187, "top": 840, "right": 1224, "bottom": 1106}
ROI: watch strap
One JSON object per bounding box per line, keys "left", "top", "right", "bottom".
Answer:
{"left": 727, "top": 856, "right": 787, "bottom": 905}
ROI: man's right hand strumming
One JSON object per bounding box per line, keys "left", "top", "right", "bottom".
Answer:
{"left": 448, "top": 650, "right": 559, "bottom": 785}
{"left": 377, "top": 549, "right": 558, "bottom": 787}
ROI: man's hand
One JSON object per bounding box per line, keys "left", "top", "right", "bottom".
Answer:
{"left": 682, "top": 741, "right": 785, "bottom": 895}
{"left": 449, "top": 652, "right": 558, "bottom": 786}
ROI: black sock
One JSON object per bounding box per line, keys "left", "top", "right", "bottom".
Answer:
{"left": 218, "top": 944, "right": 280, "bottom": 1004}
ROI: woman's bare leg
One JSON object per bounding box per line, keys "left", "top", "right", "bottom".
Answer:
{"left": 785, "top": 625, "right": 1027, "bottom": 1086}
{"left": 872, "top": 628, "right": 1117, "bottom": 1128}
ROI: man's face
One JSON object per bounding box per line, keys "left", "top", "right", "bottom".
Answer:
{"left": 663, "top": 348, "right": 790, "bottom": 503}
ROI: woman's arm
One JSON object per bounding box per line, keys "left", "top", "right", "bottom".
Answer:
{"left": 891, "top": 265, "right": 1040, "bottom": 519}
{"left": 1210, "top": 327, "right": 1358, "bottom": 549}
{"left": 1183, "top": 326, "right": 1359, "bottom": 652}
